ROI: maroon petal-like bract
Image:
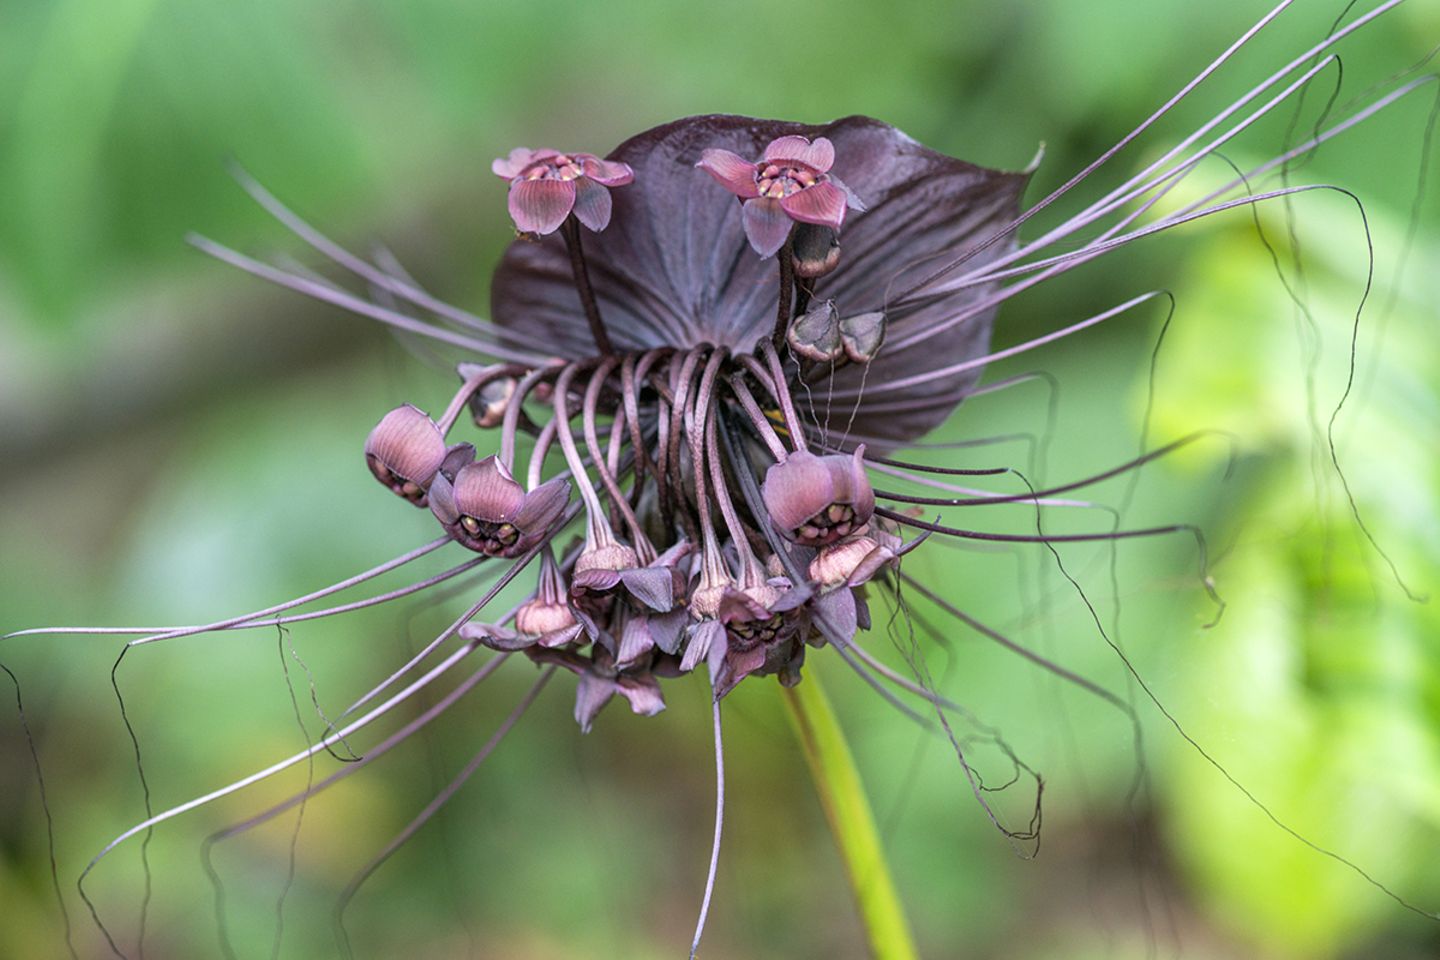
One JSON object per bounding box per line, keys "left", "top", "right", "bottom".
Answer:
{"left": 492, "top": 115, "right": 1029, "bottom": 446}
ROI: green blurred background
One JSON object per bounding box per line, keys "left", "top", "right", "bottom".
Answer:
{"left": 2, "top": 1, "right": 1439, "bottom": 957}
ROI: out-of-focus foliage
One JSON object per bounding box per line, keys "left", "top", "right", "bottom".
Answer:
{"left": 1150, "top": 182, "right": 1440, "bottom": 954}
{"left": 1, "top": 1, "right": 1438, "bottom": 959}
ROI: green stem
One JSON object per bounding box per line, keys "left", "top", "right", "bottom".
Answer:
{"left": 781, "top": 673, "right": 920, "bottom": 960}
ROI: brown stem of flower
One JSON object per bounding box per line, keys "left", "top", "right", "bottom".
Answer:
{"left": 501, "top": 364, "right": 561, "bottom": 472}
{"left": 793, "top": 275, "right": 815, "bottom": 320}
{"left": 771, "top": 232, "right": 797, "bottom": 350}
{"left": 560, "top": 215, "right": 616, "bottom": 356}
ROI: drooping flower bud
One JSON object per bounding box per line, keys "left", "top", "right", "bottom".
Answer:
{"left": 364, "top": 404, "right": 447, "bottom": 506}
{"left": 787, "top": 300, "right": 843, "bottom": 363}
{"left": 808, "top": 525, "right": 902, "bottom": 589}
{"left": 839, "top": 310, "right": 886, "bottom": 364}
{"left": 429, "top": 454, "right": 570, "bottom": 557}
{"left": 574, "top": 541, "right": 640, "bottom": 577}
{"left": 492, "top": 147, "right": 635, "bottom": 235}
{"left": 790, "top": 222, "right": 841, "bottom": 279}
{"left": 762, "top": 447, "right": 875, "bottom": 546}
{"left": 457, "top": 362, "right": 518, "bottom": 429}
{"left": 512, "top": 547, "right": 584, "bottom": 648}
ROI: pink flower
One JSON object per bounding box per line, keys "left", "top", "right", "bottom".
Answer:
{"left": 696, "top": 135, "right": 864, "bottom": 258}
{"left": 492, "top": 147, "right": 635, "bottom": 235}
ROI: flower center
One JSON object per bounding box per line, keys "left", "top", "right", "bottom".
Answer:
{"left": 458, "top": 515, "right": 520, "bottom": 553}
{"left": 728, "top": 614, "right": 783, "bottom": 649}
{"left": 370, "top": 462, "right": 428, "bottom": 504}
{"left": 523, "top": 156, "right": 584, "bottom": 182}
{"left": 756, "top": 162, "right": 820, "bottom": 198}
{"left": 798, "top": 503, "right": 857, "bottom": 544}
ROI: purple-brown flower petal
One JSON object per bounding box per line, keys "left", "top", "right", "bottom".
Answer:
{"left": 615, "top": 673, "right": 666, "bottom": 717}
{"left": 778, "top": 181, "right": 848, "bottom": 230}
{"left": 511, "top": 474, "right": 572, "bottom": 538}
{"left": 453, "top": 456, "right": 527, "bottom": 520}
{"left": 574, "top": 673, "right": 614, "bottom": 733}
{"left": 618, "top": 567, "right": 674, "bottom": 612}
{"left": 763, "top": 135, "right": 834, "bottom": 172}
{"left": 696, "top": 148, "right": 760, "bottom": 198}
{"left": 615, "top": 617, "right": 655, "bottom": 670}
{"left": 364, "top": 404, "right": 447, "bottom": 505}
{"left": 762, "top": 452, "right": 838, "bottom": 532}
{"left": 812, "top": 588, "right": 858, "bottom": 644}
{"left": 580, "top": 155, "right": 635, "bottom": 187}
{"left": 571, "top": 177, "right": 614, "bottom": 232}
{"left": 741, "top": 197, "right": 793, "bottom": 259}
{"left": 457, "top": 622, "right": 532, "bottom": 652}
{"left": 762, "top": 448, "right": 874, "bottom": 545}
{"left": 508, "top": 178, "right": 577, "bottom": 235}
{"left": 681, "top": 620, "right": 726, "bottom": 673}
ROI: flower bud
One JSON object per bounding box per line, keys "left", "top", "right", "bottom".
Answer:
{"left": 762, "top": 447, "right": 875, "bottom": 546}
{"left": 839, "top": 311, "right": 886, "bottom": 364}
{"left": 790, "top": 223, "right": 841, "bottom": 279}
{"left": 514, "top": 599, "right": 584, "bottom": 648}
{"left": 808, "top": 526, "right": 902, "bottom": 589}
{"left": 787, "top": 300, "right": 843, "bottom": 363}
{"left": 364, "top": 404, "right": 447, "bottom": 506}
{"left": 458, "top": 363, "right": 518, "bottom": 429}
{"left": 574, "top": 541, "right": 640, "bottom": 576}
{"left": 429, "top": 455, "right": 571, "bottom": 557}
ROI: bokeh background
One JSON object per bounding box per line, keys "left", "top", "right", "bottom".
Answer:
{"left": 2, "top": 1, "right": 1439, "bottom": 958}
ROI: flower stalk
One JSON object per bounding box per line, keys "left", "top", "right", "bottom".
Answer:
{"left": 559, "top": 215, "right": 616, "bottom": 356}
{"left": 780, "top": 671, "right": 920, "bottom": 960}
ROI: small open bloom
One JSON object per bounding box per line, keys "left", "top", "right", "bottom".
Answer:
{"left": 696, "top": 134, "right": 864, "bottom": 257}
{"left": 364, "top": 404, "right": 449, "bottom": 505}
{"left": 763, "top": 447, "right": 876, "bottom": 546}
{"left": 428, "top": 454, "right": 570, "bottom": 556}
{"left": 713, "top": 580, "right": 809, "bottom": 697}
{"left": 492, "top": 147, "right": 635, "bottom": 235}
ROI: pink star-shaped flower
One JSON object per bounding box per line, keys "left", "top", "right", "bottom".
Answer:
{"left": 695, "top": 135, "right": 864, "bottom": 258}
{"left": 492, "top": 147, "right": 635, "bottom": 235}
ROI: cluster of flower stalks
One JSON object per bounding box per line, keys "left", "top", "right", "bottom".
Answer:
{"left": 365, "top": 340, "right": 911, "bottom": 725}
{"left": 364, "top": 131, "right": 938, "bottom": 728}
